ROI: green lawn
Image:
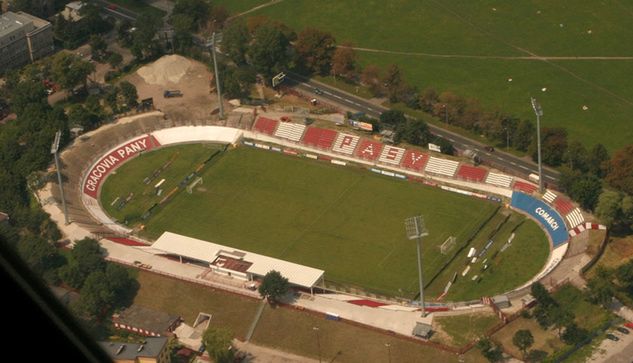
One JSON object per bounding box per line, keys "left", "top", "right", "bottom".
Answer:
{"left": 103, "top": 144, "right": 549, "bottom": 300}
{"left": 252, "top": 304, "right": 487, "bottom": 363}
{"left": 432, "top": 313, "right": 501, "bottom": 347}
{"left": 216, "top": 0, "right": 633, "bottom": 150}
{"left": 552, "top": 284, "right": 612, "bottom": 331}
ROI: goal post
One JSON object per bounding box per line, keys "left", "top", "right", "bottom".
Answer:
{"left": 440, "top": 236, "right": 456, "bottom": 255}
{"left": 186, "top": 177, "right": 203, "bottom": 194}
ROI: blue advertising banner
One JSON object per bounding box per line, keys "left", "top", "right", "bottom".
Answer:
{"left": 511, "top": 192, "right": 568, "bottom": 247}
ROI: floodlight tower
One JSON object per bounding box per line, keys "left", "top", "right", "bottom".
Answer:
{"left": 210, "top": 32, "right": 224, "bottom": 119}
{"left": 531, "top": 98, "right": 544, "bottom": 193}
{"left": 405, "top": 215, "right": 429, "bottom": 317}
{"left": 51, "top": 130, "right": 69, "bottom": 225}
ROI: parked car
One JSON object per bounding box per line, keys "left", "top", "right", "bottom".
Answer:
{"left": 163, "top": 90, "right": 183, "bottom": 98}
{"left": 314, "top": 88, "right": 324, "bottom": 95}
{"left": 606, "top": 333, "right": 620, "bottom": 341}
{"left": 616, "top": 326, "right": 629, "bottom": 334}
{"left": 484, "top": 146, "right": 495, "bottom": 152}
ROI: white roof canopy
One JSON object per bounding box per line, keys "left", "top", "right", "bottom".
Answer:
{"left": 152, "top": 232, "right": 325, "bottom": 288}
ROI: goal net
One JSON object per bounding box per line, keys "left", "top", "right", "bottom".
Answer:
{"left": 186, "top": 177, "right": 203, "bottom": 194}
{"left": 440, "top": 236, "right": 456, "bottom": 255}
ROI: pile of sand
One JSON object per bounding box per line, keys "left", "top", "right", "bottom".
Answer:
{"left": 137, "top": 55, "right": 192, "bottom": 86}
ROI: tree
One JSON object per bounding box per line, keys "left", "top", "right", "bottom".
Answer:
{"left": 595, "top": 190, "right": 622, "bottom": 227}
{"left": 76, "top": 270, "right": 114, "bottom": 317}
{"left": 531, "top": 282, "right": 555, "bottom": 307}
{"left": 360, "top": 65, "right": 382, "bottom": 96}
{"left": 17, "top": 236, "right": 64, "bottom": 281}
{"left": 294, "top": 28, "right": 336, "bottom": 75}
{"left": 107, "top": 52, "right": 123, "bottom": 70}
{"left": 564, "top": 140, "right": 588, "bottom": 173}
{"left": 476, "top": 338, "right": 503, "bottom": 362}
{"left": 606, "top": 145, "right": 633, "bottom": 195}
{"left": 382, "top": 64, "right": 407, "bottom": 103}
{"left": 550, "top": 306, "right": 575, "bottom": 337}
{"left": 247, "top": 24, "right": 289, "bottom": 81}
{"left": 60, "top": 238, "right": 105, "bottom": 289}
{"left": 419, "top": 87, "right": 438, "bottom": 113}
{"left": 119, "top": 81, "right": 138, "bottom": 107}
{"left": 588, "top": 143, "right": 609, "bottom": 178}
{"left": 131, "top": 13, "right": 163, "bottom": 60}
{"left": 398, "top": 118, "right": 431, "bottom": 146}
{"left": 514, "top": 119, "right": 535, "bottom": 152}
{"left": 202, "top": 326, "right": 234, "bottom": 363}
{"left": 513, "top": 329, "right": 534, "bottom": 358}
{"left": 220, "top": 65, "right": 256, "bottom": 99}
{"left": 568, "top": 175, "right": 602, "bottom": 211}
{"left": 51, "top": 53, "right": 95, "bottom": 91}
{"left": 434, "top": 137, "right": 454, "bottom": 155}
{"left": 331, "top": 44, "right": 357, "bottom": 80}
{"left": 89, "top": 35, "right": 108, "bottom": 61}
{"left": 258, "top": 270, "right": 290, "bottom": 303}
{"left": 379, "top": 110, "right": 406, "bottom": 127}
{"left": 221, "top": 20, "right": 250, "bottom": 65}
{"left": 561, "top": 323, "right": 589, "bottom": 346}
{"left": 10, "top": 80, "right": 47, "bottom": 116}
{"left": 171, "top": 0, "right": 211, "bottom": 32}
{"left": 531, "top": 127, "right": 567, "bottom": 166}
{"left": 586, "top": 267, "right": 615, "bottom": 308}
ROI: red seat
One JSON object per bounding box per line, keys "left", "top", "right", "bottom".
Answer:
{"left": 513, "top": 180, "right": 537, "bottom": 194}
{"left": 302, "top": 127, "right": 338, "bottom": 149}
{"left": 253, "top": 117, "right": 279, "bottom": 135}
{"left": 456, "top": 164, "right": 488, "bottom": 182}
{"left": 401, "top": 150, "right": 429, "bottom": 171}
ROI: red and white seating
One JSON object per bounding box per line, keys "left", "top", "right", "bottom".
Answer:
{"left": 401, "top": 150, "right": 429, "bottom": 171}
{"left": 331, "top": 133, "right": 360, "bottom": 155}
{"left": 252, "top": 117, "right": 279, "bottom": 135}
{"left": 355, "top": 139, "right": 382, "bottom": 160}
{"left": 424, "top": 157, "right": 459, "bottom": 177}
{"left": 485, "top": 172, "right": 513, "bottom": 188}
{"left": 513, "top": 181, "right": 537, "bottom": 194}
{"left": 542, "top": 190, "right": 557, "bottom": 204}
{"left": 554, "top": 197, "right": 575, "bottom": 215}
{"left": 274, "top": 122, "right": 306, "bottom": 142}
{"left": 566, "top": 208, "right": 584, "bottom": 228}
{"left": 378, "top": 145, "right": 406, "bottom": 165}
{"left": 302, "top": 127, "right": 337, "bottom": 149}
{"left": 456, "top": 165, "right": 488, "bottom": 182}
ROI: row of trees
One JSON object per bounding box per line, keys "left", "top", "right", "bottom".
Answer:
{"left": 53, "top": 4, "right": 113, "bottom": 49}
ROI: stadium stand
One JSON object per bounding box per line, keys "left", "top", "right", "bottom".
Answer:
{"left": 485, "top": 172, "right": 513, "bottom": 188}
{"left": 513, "top": 180, "right": 537, "bottom": 194}
{"left": 253, "top": 117, "right": 279, "bottom": 135}
{"left": 331, "top": 133, "right": 360, "bottom": 155}
{"left": 456, "top": 164, "right": 488, "bottom": 182}
{"left": 424, "top": 157, "right": 459, "bottom": 177}
{"left": 401, "top": 150, "right": 429, "bottom": 171}
{"left": 355, "top": 139, "right": 383, "bottom": 160}
{"left": 566, "top": 208, "right": 585, "bottom": 228}
{"left": 378, "top": 145, "right": 405, "bottom": 165}
{"left": 274, "top": 122, "right": 306, "bottom": 142}
{"left": 554, "top": 197, "right": 575, "bottom": 215}
{"left": 543, "top": 190, "right": 557, "bottom": 204}
{"left": 302, "top": 127, "right": 337, "bottom": 149}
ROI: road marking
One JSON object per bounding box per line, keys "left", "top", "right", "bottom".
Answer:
{"left": 519, "top": 165, "right": 529, "bottom": 170}
{"left": 448, "top": 138, "right": 455, "bottom": 142}
{"left": 510, "top": 162, "right": 517, "bottom": 165}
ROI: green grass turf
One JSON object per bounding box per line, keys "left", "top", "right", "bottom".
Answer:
{"left": 103, "top": 144, "right": 549, "bottom": 299}
{"left": 101, "top": 143, "right": 224, "bottom": 223}
{"left": 432, "top": 313, "right": 501, "bottom": 347}
{"left": 552, "top": 284, "right": 613, "bottom": 331}
{"left": 216, "top": 0, "right": 633, "bottom": 150}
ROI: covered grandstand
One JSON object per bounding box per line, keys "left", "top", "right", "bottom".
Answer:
{"left": 152, "top": 232, "right": 325, "bottom": 293}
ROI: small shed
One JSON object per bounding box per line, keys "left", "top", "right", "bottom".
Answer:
{"left": 412, "top": 322, "right": 432, "bottom": 339}
{"left": 492, "top": 295, "right": 511, "bottom": 309}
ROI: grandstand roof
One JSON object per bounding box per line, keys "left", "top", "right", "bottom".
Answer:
{"left": 152, "top": 232, "right": 325, "bottom": 288}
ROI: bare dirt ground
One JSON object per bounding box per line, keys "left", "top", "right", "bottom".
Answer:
{"left": 126, "top": 55, "right": 217, "bottom": 122}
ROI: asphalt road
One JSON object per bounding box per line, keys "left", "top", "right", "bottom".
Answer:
{"left": 285, "top": 73, "right": 560, "bottom": 185}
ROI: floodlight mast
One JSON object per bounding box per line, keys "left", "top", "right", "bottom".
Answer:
{"left": 405, "top": 215, "right": 429, "bottom": 317}
{"left": 51, "top": 131, "right": 69, "bottom": 225}
{"left": 210, "top": 32, "right": 224, "bottom": 119}
{"left": 531, "top": 98, "right": 544, "bottom": 193}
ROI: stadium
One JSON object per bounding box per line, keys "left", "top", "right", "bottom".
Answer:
{"left": 55, "top": 111, "right": 597, "bottom": 306}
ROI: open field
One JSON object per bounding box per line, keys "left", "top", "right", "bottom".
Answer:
{"left": 431, "top": 312, "right": 500, "bottom": 348}
{"left": 218, "top": 0, "right": 633, "bottom": 150}
{"left": 103, "top": 144, "right": 549, "bottom": 299}
{"left": 133, "top": 270, "right": 486, "bottom": 362}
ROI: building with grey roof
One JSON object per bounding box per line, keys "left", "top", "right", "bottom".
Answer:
{"left": 113, "top": 305, "right": 182, "bottom": 337}
{"left": 99, "top": 337, "right": 171, "bottom": 363}
{"left": 0, "top": 11, "right": 53, "bottom": 71}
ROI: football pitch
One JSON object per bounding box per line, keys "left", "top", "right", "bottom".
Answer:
{"left": 217, "top": 0, "right": 633, "bottom": 150}
{"left": 102, "top": 144, "right": 549, "bottom": 300}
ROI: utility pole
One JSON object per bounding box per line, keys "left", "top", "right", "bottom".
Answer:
{"left": 405, "top": 215, "right": 429, "bottom": 317}
{"left": 531, "top": 98, "right": 544, "bottom": 193}
{"left": 51, "top": 130, "right": 69, "bottom": 225}
{"left": 210, "top": 32, "right": 224, "bottom": 119}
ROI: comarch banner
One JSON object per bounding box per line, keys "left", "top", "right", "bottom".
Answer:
{"left": 511, "top": 192, "right": 568, "bottom": 247}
